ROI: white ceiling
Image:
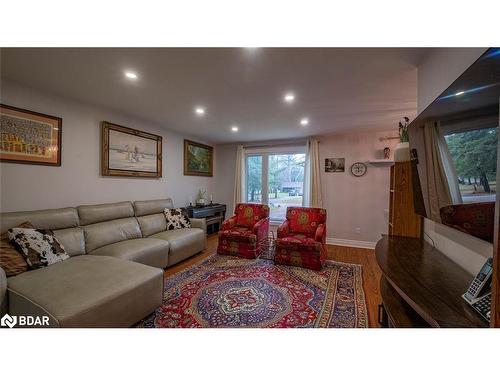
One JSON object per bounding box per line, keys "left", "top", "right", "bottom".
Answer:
{"left": 0, "top": 48, "right": 429, "bottom": 144}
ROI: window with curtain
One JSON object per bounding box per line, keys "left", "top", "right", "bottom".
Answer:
{"left": 444, "top": 126, "right": 498, "bottom": 203}
{"left": 244, "top": 146, "right": 306, "bottom": 222}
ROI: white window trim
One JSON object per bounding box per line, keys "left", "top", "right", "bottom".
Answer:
{"left": 243, "top": 145, "right": 306, "bottom": 223}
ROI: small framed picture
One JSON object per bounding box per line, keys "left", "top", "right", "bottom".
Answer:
{"left": 325, "top": 158, "right": 345, "bottom": 172}
{"left": 0, "top": 104, "right": 62, "bottom": 166}
{"left": 101, "top": 121, "right": 162, "bottom": 178}
{"left": 184, "top": 139, "right": 214, "bottom": 177}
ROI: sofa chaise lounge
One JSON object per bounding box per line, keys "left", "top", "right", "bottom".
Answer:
{"left": 0, "top": 198, "right": 206, "bottom": 327}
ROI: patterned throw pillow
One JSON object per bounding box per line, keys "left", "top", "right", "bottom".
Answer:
{"left": 164, "top": 208, "right": 191, "bottom": 230}
{"left": 0, "top": 222, "right": 32, "bottom": 277}
{"left": 8, "top": 227, "right": 69, "bottom": 269}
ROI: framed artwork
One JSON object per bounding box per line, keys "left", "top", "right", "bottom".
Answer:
{"left": 184, "top": 139, "right": 213, "bottom": 177}
{"left": 101, "top": 121, "right": 162, "bottom": 178}
{"left": 0, "top": 104, "right": 62, "bottom": 166}
{"left": 325, "top": 157, "right": 345, "bottom": 172}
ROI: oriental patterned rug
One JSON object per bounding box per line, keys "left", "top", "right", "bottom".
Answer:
{"left": 138, "top": 255, "right": 368, "bottom": 328}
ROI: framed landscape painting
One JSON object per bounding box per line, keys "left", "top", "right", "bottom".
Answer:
{"left": 101, "top": 121, "right": 162, "bottom": 178}
{"left": 184, "top": 139, "right": 213, "bottom": 177}
{"left": 325, "top": 157, "right": 345, "bottom": 172}
{"left": 0, "top": 104, "right": 62, "bottom": 166}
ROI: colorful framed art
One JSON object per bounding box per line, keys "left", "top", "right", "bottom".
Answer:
{"left": 0, "top": 104, "right": 62, "bottom": 166}
{"left": 184, "top": 139, "right": 213, "bottom": 177}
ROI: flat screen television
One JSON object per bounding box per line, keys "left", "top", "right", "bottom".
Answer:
{"left": 408, "top": 48, "right": 500, "bottom": 243}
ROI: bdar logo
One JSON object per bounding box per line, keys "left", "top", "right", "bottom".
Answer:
{"left": 1, "top": 313, "right": 17, "bottom": 328}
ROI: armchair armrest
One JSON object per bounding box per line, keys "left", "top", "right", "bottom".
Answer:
{"left": 253, "top": 217, "right": 269, "bottom": 241}
{"left": 315, "top": 223, "right": 326, "bottom": 244}
{"left": 221, "top": 215, "right": 238, "bottom": 230}
{"left": 277, "top": 220, "right": 290, "bottom": 238}
{"left": 0, "top": 267, "right": 7, "bottom": 316}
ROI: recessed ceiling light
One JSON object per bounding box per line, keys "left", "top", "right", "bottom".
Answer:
{"left": 455, "top": 91, "right": 465, "bottom": 96}
{"left": 300, "top": 117, "right": 309, "bottom": 126}
{"left": 125, "top": 71, "right": 138, "bottom": 80}
{"left": 284, "top": 92, "right": 295, "bottom": 103}
{"left": 231, "top": 125, "right": 239, "bottom": 132}
{"left": 194, "top": 107, "right": 206, "bottom": 116}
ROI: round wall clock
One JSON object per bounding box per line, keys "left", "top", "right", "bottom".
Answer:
{"left": 351, "top": 162, "right": 367, "bottom": 177}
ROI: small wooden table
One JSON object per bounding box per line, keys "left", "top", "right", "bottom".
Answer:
{"left": 185, "top": 204, "right": 226, "bottom": 235}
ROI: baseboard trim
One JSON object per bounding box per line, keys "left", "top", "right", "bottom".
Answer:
{"left": 326, "top": 237, "right": 376, "bottom": 250}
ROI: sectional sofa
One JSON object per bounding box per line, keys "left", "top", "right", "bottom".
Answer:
{"left": 0, "top": 198, "right": 207, "bottom": 327}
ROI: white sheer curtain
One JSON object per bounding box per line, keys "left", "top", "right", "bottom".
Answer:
{"left": 303, "top": 138, "right": 323, "bottom": 207}
{"left": 233, "top": 145, "right": 245, "bottom": 211}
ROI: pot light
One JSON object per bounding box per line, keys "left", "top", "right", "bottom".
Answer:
{"left": 455, "top": 91, "right": 465, "bottom": 96}
{"left": 300, "top": 117, "right": 309, "bottom": 126}
{"left": 125, "top": 71, "right": 138, "bottom": 80}
{"left": 231, "top": 125, "right": 239, "bottom": 132}
{"left": 284, "top": 92, "right": 295, "bottom": 103}
{"left": 194, "top": 107, "right": 206, "bottom": 116}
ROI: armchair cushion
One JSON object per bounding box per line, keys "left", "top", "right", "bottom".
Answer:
{"left": 235, "top": 203, "right": 269, "bottom": 228}
{"left": 219, "top": 226, "right": 256, "bottom": 244}
{"left": 287, "top": 207, "right": 327, "bottom": 236}
{"left": 276, "top": 233, "right": 322, "bottom": 253}
{"left": 315, "top": 223, "right": 326, "bottom": 244}
{"left": 253, "top": 217, "right": 270, "bottom": 241}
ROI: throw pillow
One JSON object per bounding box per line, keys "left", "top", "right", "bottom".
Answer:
{"left": 164, "top": 208, "right": 191, "bottom": 230}
{"left": 0, "top": 222, "right": 32, "bottom": 277}
{"left": 8, "top": 227, "right": 69, "bottom": 269}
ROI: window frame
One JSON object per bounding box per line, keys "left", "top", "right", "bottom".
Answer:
{"left": 244, "top": 145, "right": 306, "bottom": 224}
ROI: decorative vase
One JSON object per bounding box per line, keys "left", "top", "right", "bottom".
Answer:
{"left": 197, "top": 198, "right": 206, "bottom": 206}
{"left": 394, "top": 142, "right": 410, "bottom": 162}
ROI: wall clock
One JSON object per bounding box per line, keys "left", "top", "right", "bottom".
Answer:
{"left": 351, "top": 162, "right": 367, "bottom": 177}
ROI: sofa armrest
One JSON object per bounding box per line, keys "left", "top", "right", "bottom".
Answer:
{"left": 253, "top": 217, "right": 269, "bottom": 241}
{"left": 277, "top": 220, "right": 290, "bottom": 238}
{"left": 221, "top": 215, "right": 238, "bottom": 230}
{"left": 315, "top": 223, "right": 326, "bottom": 244}
{"left": 0, "top": 267, "right": 7, "bottom": 316}
{"left": 190, "top": 218, "right": 207, "bottom": 235}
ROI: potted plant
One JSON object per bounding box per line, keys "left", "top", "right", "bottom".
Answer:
{"left": 394, "top": 116, "right": 411, "bottom": 162}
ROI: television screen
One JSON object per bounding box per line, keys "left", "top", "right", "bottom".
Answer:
{"left": 408, "top": 48, "right": 500, "bottom": 243}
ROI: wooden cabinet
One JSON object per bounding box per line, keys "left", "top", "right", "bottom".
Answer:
{"left": 388, "top": 161, "right": 422, "bottom": 238}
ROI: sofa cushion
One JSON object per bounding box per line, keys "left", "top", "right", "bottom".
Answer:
{"left": 0, "top": 207, "right": 79, "bottom": 235}
{"left": 150, "top": 228, "right": 205, "bottom": 266}
{"left": 91, "top": 238, "right": 169, "bottom": 269}
{"left": 134, "top": 199, "right": 173, "bottom": 216}
{"left": 0, "top": 222, "right": 32, "bottom": 277}
{"left": 8, "top": 227, "right": 69, "bottom": 269}
{"left": 7, "top": 255, "right": 163, "bottom": 327}
{"left": 52, "top": 227, "right": 85, "bottom": 256}
{"left": 83, "top": 217, "right": 142, "bottom": 252}
{"left": 77, "top": 201, "right": 134, "bottom": 226}
{"left": 164, "top": 208, "right": 191, "bottom": 230}
{"left": 137, "top": 213, "right": 167, "bottom": 237}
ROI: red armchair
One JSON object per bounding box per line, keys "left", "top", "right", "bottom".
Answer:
{"left": 275, "top": 207, "right": 327, "bottom": 270}
{"left": 217, "top": 203, "right": 270, "bottom": 259}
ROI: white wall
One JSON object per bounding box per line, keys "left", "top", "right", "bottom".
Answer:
{"left": 214, "top": 129, "right": 399, "bottom": 245}
{"left": 0, "top": 80, "right": 215, "bottom": 212}
{"left": 417, "top": 48, "right": 491, "bottom": 275}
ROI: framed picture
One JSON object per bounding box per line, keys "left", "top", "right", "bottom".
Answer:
{"left": 101, "top": 121, "right": 162, "bottom": 178}
{"left": 184, "top": 139, "right": 213, "bottom": 177}
{"left": 0, "top": 104, "right": 62, "bottom": 166}
{"left": 325, "top": 157, "right": 345, "bottom": 172}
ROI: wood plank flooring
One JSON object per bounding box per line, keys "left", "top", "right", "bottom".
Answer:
{"left": 164, "top": 234, "right": 383, "bottom": 327}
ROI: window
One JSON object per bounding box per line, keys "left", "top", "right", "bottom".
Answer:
{"left": 245, "top": 147, "right": 306, "bottom": 222}
{"left": 445, "top": 127, "right": 497, "bottom": 203}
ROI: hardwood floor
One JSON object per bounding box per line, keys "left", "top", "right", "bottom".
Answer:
{"left": 164, "top": 234, "right": 383, "bottom": 327}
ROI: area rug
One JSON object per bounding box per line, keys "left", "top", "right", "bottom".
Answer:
{"left": 138, "top": 255, "right": 368, "bottom": 328}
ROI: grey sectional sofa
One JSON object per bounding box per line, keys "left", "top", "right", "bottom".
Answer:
{"left": 0, "top": 198, "right": 206, "bottom": 327}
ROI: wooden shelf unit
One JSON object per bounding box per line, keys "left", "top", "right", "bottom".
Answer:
{"left": 388, "top": 161, "right": 422, "bottom": 238}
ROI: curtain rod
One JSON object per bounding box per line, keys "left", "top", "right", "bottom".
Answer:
{"left": 243, "top": 140, "right": 308, "bottom": 149}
